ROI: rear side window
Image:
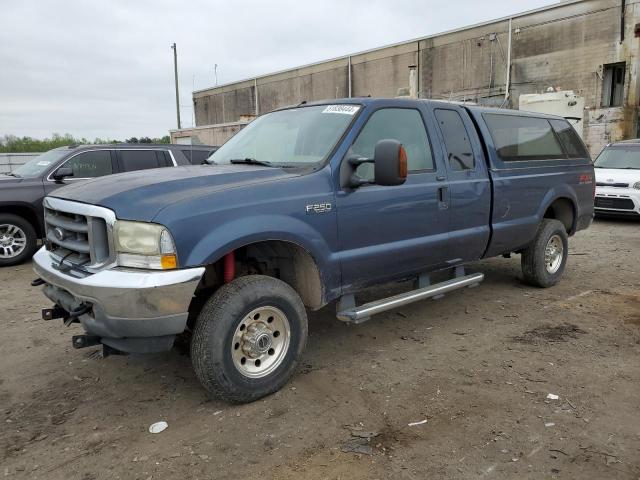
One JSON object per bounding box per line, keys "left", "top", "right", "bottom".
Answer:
{"left": 181, "top": 149, "right": 210, "bottom": 165}
{"left": 483, "top": 114, "right": 565, "bottom": 161}
{"left": 119, "top": 150, "right": 164, "bottom": 172}
{"left": 549, "top": 120, "right": 589, "bottom": 159}
{"left": 434, "top": 109, "right": 475, "bottom": 170}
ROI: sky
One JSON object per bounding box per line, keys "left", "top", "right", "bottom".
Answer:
{"left": 0, "top": 0, "right": 559, "bottom": 140}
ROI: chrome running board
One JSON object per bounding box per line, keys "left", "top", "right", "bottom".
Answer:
{"left": 336, "top": 273, "right": 484, "bottom": 324}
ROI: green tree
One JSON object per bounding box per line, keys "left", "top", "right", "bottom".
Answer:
{"left": 0, "top": 133, "right": 172, "bottom": 152}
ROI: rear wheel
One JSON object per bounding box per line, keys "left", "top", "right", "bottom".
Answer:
{"left": 0, "top": 214, "right": 37, "bottom": 267}
{"left": 191, "top": 275, "right": 308, "bottom": 403}
{"left": 521, "top": 219, "right": 568, "bottom": 288}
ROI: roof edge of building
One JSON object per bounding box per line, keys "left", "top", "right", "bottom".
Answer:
{"left": 193, "top": 0, "right": 585, "bottom": 96}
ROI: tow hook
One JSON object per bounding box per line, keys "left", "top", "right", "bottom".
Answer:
{"left": 42, "top": 303, "right": 92, "bottom": 325}
{"left": 31, "top": 278, "right": 45, "bottom": 287}
{"left": 42, "top": 305, "right": 68, "bottom": 321}
{"left": 72, "top": 335, "right": 101, "bottom": 349}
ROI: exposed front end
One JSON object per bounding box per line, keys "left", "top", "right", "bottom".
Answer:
{"left": 33, "top": 197, "right": 204, "bottom": 353}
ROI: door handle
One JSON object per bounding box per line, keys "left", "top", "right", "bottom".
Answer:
{"left": 438, "top": 186, "right": 449, "bottom": 210}
{"left": 436, "top": 175, "right": 446, "bottom": 181}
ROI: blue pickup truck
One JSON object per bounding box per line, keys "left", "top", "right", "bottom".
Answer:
{"left": 32, "top": 98, "right": 594, "bottom": 402}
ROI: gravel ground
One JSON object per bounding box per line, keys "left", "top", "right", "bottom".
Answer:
{"left": 1, "top": 218, "right": 639, "bottom": 480}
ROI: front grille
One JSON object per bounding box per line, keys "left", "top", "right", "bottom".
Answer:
{"left": 43, "top": 198, "right": 115, "bottom": 273}
{"left": 596, "top": 182, "right": 629, "bottom": 188}
{"left": 594, "top": 197, "right": 635, "bottom": 210}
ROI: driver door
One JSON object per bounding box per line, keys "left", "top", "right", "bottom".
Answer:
{"left": 335, "top": 105, "right": 452, "bottom": 291}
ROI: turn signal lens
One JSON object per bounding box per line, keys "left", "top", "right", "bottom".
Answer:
{"left": 398, "top": 145, "right": 408, "bottom": 178}
{"left": 160, "top": 254, "right": 178, "bottom": 270}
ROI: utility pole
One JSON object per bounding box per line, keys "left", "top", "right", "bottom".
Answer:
{"left": 171, "top": 43, "right": 181, "bottom": 130}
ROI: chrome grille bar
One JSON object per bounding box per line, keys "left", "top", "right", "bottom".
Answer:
{"left": 43, "top": 197, "right": 117, "bottom": 273}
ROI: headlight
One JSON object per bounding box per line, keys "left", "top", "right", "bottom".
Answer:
{"left": 114, "top": 220, "right": 177, "bottom": 270}
{"left": 633, "top": 182, "right": 640, "bottom": 190}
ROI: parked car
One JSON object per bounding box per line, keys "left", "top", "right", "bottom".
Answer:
{"left": 0, "top": 143, "right": 216, "bottom": 266}
{"left": 32, "top": 99, "right": 594, "bottom": 402}
{"left": 593, "top": 139, "right": 640, "bottom": 217}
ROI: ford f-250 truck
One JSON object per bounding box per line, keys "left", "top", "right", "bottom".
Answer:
{"left": 32, "top": 98, "right": 594, "bottom": 402}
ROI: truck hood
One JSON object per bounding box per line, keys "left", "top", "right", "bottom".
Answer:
{"left": 50, "top": 164, "right": 298, "bottom": 221}
{"left": 594, "top": 167, "right": 640, "bottom": 186}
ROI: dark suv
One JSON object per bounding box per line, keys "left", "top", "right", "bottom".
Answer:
{"left": 0, "top": 143, "right": 216, "bottom": 266}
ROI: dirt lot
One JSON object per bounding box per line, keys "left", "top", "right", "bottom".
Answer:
{"left": 1, "top": 219, "right": 639, "bottom": 479}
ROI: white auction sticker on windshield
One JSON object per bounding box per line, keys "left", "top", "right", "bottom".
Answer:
{"left": 36, "top": 161, "right": 51, "bottom": 166}
{"left": 322, "top": 105, "right": 359, "bottom": 115}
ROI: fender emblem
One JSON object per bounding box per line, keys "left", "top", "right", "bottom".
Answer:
{"left": 306, "top": 203, "right": 332, "bottom": 214}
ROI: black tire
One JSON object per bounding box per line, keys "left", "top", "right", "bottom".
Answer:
{"left": 0, "top": 214, "right": 38, "bottom": 267}
{"left": 521, "top": 219, "right": 569, "bottom": 288}
{"left": 191, "top": 275, "right": 308, "bottom": 403}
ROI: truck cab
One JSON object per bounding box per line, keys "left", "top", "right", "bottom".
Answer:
{"left": 32, "top": 98, "right": 594, "bottom": 402}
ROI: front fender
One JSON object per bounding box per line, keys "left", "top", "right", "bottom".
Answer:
{"left": 183, "top": 214, "right": 337, "bottom": 287}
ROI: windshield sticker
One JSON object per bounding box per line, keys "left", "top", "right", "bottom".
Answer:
{"left": 322, "top": 105, "right": 359, "bottom": 115}
{"left": 36, "top": 161, "right": 52, "bottom": 166}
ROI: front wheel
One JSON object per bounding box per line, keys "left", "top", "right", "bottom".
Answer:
{"left": 0, "top": 214, "right": 38, "bottom": 267}
{"left": 191, "top": 275, "right": 308, "bottom": 403}
{"left": 521, "top": 219, "right": 569, "bottom": 288}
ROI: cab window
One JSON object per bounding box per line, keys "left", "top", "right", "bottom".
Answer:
{"left": 435, "top": 109, "right": 475, "bottom": 170}
{"left": 350, "top": 108, "right": 434, "bottom": 181}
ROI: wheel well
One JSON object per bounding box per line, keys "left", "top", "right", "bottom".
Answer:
{"left": 0, "top": 205, "right": 42, "bottom": 237}
{"left": 543, "top": 198, "right": 574, "bottom": 233}
{"left": 189, "top": 241, "right": 325, "bottom": 325}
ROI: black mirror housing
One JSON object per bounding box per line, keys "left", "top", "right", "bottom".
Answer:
{"left": 52, "top": 167, "right": 74, "bottom": 182}
{"left": 373, "top": 139, "right": 408, "bottom": 186}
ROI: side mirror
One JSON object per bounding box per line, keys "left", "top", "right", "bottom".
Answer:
{"left": 373, "top": 139, "right": 408, "bottom": 186}
{"left": 52, "top": 167, "right": 74, "bottom": 182}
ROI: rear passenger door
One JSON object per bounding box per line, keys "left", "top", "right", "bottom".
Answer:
{"left": 431, "top": 106, "right": 491, "bottom": 263}
{"left": 115, "top": 149, "right": 174, "bottom": 172}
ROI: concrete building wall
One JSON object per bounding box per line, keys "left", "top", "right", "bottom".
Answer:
{"left": 0, "top": 153, "right": 42, "bottom": 172}
{"left": 190, "top": 0, "right": 640, "bottom": 154}
{"left": 170, "top": 122, "right": 248, "bottom": 146}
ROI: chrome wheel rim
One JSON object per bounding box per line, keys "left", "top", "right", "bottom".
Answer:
{"left": 544, "top": 234, "right": 564, "bottom": 274}
{"left": 231, "top": 306, "right": 291, "bottom": 378}
{"left": 0, "top": 224, "right": 27, "bottom": 259}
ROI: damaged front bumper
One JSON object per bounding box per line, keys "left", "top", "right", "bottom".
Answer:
{"left": 32, "top": 247, "right": 204, "bottom": 353}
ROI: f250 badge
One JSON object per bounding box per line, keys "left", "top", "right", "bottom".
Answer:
{"left": 306, "top": 203, "right": 332, "bottom": 214}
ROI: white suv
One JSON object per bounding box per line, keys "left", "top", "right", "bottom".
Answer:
{"left": 594, "top": 140, "right": 640, "bottom": 217}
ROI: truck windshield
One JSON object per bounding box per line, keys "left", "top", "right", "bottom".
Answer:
{"left": 207, "top": 104, "right": 360, "bottom": 167}
{"left": 594, "top": 146, "right": 640, "bottom": 169}
{"left": 11, "top": 149, "right": 69, "bottom": 177}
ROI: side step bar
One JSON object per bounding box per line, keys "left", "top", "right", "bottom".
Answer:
{"left": 337, "top": 273, "right": 484, "bottom": 324}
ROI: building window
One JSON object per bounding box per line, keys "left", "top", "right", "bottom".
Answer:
{"left": 601, "top": 62, "right": 625, "bottom": 107}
